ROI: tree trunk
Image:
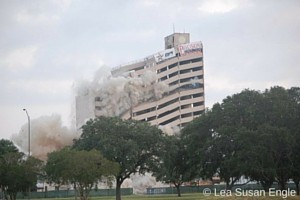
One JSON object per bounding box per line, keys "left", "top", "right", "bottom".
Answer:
{"left": 225, "top": 181, "right": 230, "bottom": 190}
{"left": 116, "top": 178, "right": 122, "bottom": 200}
{"left": 261, "top": 180, "right": 273, "bottom": 192}
{"left": 294, "top": 180, "right": 299, "bottom": 195}
{"left": 8, "top": 192, "right": 17, "bottom": 200}
{"left": 175, "top": 184, "right": 181, "bottom": 197}
{"left": 278, "top": 180, "right": 286, "bottom": 190}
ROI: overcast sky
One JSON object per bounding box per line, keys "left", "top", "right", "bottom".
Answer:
{"left": 1, "top": 0, "right": 299, "bottom": 140}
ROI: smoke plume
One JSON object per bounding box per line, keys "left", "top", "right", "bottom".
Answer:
{"left": 75, "top": 67, "right": 169, "bottom": 126}
{"left": 159, "top": 125, "right": 181, "bottom": 136}
{"left": 12, "top": 114, "right": 77, "bottom": 161}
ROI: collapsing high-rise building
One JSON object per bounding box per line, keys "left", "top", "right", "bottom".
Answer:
{"left": 98, "top": 32, "right": 204, "bottom": 128}
{"left": 74, "top": 32, "right": 204, "bottom": 192}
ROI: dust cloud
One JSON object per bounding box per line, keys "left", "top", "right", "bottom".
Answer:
{"left": 12, "top": 114, "right": 77, "bottom": 161}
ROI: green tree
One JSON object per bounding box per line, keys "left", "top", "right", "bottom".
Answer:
{"left": 288, "top": 87, "right": 300, "bottom": 195}
{"left": 45, "top": 148, "right": 118, "bottom": 200}
{"left": 0, "top": 139, "right": 18, "bottom": 155}
{"left": 181, "top": 110, "right": 215, "bottom": 181}
{"left": 153, "top": 135, "right": 196, "bottom": 197}
{"left": 190, "top": 90, "right": 263, "bottom": 190}
{"left": 242, "top": 125, "right": 293, "bottom": 191}
{"left": 182, "top": 87, "right": 300, "bottom": 192}
{"left": 0, "top": 139, "right": 19, "bottom": 199}
{"left": 73, "top": 116, "right": 164, "bottom": 200}
{"left": 262, "top": 87, "right": 298, "bottom": 190}
{"left": 0, "top": 139, "right": 43, "bottom": 200}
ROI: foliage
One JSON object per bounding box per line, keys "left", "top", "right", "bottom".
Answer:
{"left": 45, "top": 148, "right": 119, "bottom": 200}
{"left": 73, "top": 116, "right": 165, "bottom": 200}
{"left": 0, "top": 139, "right": 19, "bottom": 155}
{"left": 182, "top": 86, "right": 300, "bottom": 192}
{"left": 152, "top": 135, "right": 196, "bottom": 197}
{"left": 0, "top": 139, "right": 43, "bottom": 200}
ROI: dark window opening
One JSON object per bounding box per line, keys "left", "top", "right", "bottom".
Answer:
{"left": 181, "top": 113, "right": 192, "bottom": 118}
{"left": 169, "top": 71, "right": 178, "bottom": 78}
{"left": 135, "top": 107, "right": 156, "bottom": 116}
{"left": 169, "top": 80, "right": 179, "bottom": 86}
{"left": 169, "top": 62, "right": 178, "bottom": 69}
{"left": 191, "top": 57, "right": 203, "bottom": 63}
{"left": 158, "top": 66, "right": 168, "bottom": 73}
{"left": 158, "top": 107, "right": 179, "bottom": 119}
{"left": 159, "top": 116, "right": 179, "bottom": 126}
{"left": 194, "top": 102, "right": 204, "bottom": 107}
{"left": 160, "top": 76, "right": 168, "bottom": 81}
{"left": 95, "top": 97, "right": 102, "bottom": 101}
{"left": 192, "top": 66, "right": 203, "bottom": 71}
{"left": 147, "top": 116, "right": 157, "bottom": 121}
{"left": 193, "top": 93, "right": 204, "bottom": 98}
{"left": 181, "top": 104, "right": 192, "bottom": 109}
{"left": 180, "top": 69, "right": 191, "bottom": 74}
{"left": 180, "top": 95, "right": 192, "bottom": 101}
{"left": 134, "top": 66, "right": 145, "bottom": 71}
{"left": 158, "top": 98, "right": 179, "bottom": 109}
{"left": 193, "top": 111, "right": 204, "bottom": 116}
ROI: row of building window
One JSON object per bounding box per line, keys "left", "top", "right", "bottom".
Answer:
{"left": 168, "top": 83, "right": 204, "bottom": 95}
{"left": 133, "top": 91, "right": 204, "bottom": 116}
{"left": 96, "top": 86, "right": 203, "bottom": 115}
{"left": 157, "top": 57, "right": 203, "bottom": 73}
{"left": 159, "top": 66, "right": 203, "bottom": 82}
{"left": 133, "top": 99, "right": 204, "bottom": 119}
{"left": 157, "top": 101, "right": 204, "bottom": 119}
{"left": 158, "top": 110, "right": 204, "bottom": 126}
{"left": 169, "top": 75, "right": 203, "bottom": 87}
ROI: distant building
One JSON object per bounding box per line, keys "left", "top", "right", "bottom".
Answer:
{"left": 94, "top": 32, "right": 205, "bottom": 129}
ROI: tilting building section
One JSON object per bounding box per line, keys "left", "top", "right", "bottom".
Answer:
{"left": 95, "top": 33, "right": 204, "bottom": 128}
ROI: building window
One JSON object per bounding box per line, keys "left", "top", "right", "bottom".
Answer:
{"left": 169, "top": 71, "right": 178, "bottom": 78}
{"left": 147, "top": 116, "right": 157, "bottom": 121}
{"left": 181, "top": 104, "right": 192, "bottom": 109}
{"left": 160, "top": 76, "right": 168, "bottom": 81}
{"left": 193, "top": 93, "right": 204, "bottom": 98}
{"left": 191, "top": 57, "right": 203, "bottom": 63}
{"left": 180, "top": 77, "right": 191, "bottom": 83}
{"left": 179, "top": 57, "right": 203, "bottom": 66}
{"left": 169, "top": 62, "right": 178, "bottom": 69}
{"left": 192, "top": 66, "right": 203, "bottom": 72}
{"left": 134, "top": 66, "right": 145, "bottom": 71}
{"left": 169, "top": 80, "right": 179, "bottom": 86}
{"left": 179, "top": 69, "right": 192, "bottom": 74}
{"left": 181, "top": 113, "right": 192, "bottom": 118}
{"left": 159, "top": 116, "right": 179, "bottom": 126}
{"left": 193, "top": 111, "right": 204, "bottom": 116}
{"left": 179, "top": 60, "right": 191, "bottom": 65}
{"left": 158, "top": 107, "right": 179, "bottom": 119}
{"left": 180, "top": 95, "right": 192, "bottom": 101}
{"left": 193, "top": 102, "right": 204, "bottom": 107}
{"left": 158, "top": 66, "right": 168, "bottom": 73}
{"left": 135, "top": 106, "right": 156, "bottom": 116}
{"left": 157, "top": 98, "right": 179, "bottom": 110}
{"left": 95, "top": 97, "right": 102, "bottom": 101}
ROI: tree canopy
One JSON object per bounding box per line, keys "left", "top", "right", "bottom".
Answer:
{"left": 45, "top": 148, "right": 119, "bottom": 200}
{"left": 73, "top": 116, "right": 165, "bottom": 200}
{"left": 152, "top": 134, "right": 197, "bottom": 197}
{"left": 182, "top": 86, "right": 300, "bottom": 192}
{"left": 0, "top": 139, "right": 43, "bottom": 200}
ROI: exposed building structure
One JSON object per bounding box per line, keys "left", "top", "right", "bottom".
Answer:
{"left": 94, "top": 32, "right": 205, "bottom": 129}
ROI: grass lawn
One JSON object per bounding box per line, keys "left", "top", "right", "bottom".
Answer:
{"left": 33, "top": 193, "right": 300, "bottom": 200}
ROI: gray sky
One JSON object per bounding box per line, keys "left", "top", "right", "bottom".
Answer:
{"left": 1, "top": 0, "right": 300, "bottom": 140}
